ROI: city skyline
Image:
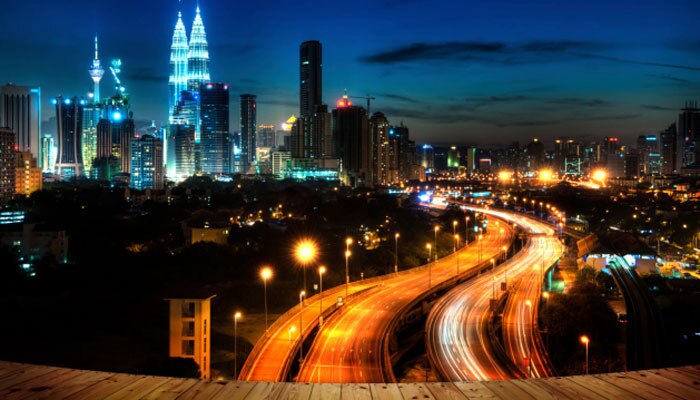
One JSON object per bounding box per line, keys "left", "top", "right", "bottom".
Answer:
{"left": 1, "top": 0, "right": 699, "bottom": 145}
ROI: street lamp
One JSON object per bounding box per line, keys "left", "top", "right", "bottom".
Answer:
{"left": 452, "top": 220, "right": 458, "bottom": 252}
{"left": 345, "top": 250, "right": 351, "bottom": 298}
{"left": 434, "top": 226, "right": 440, "bottom": 261}
{"left": 234, "top": 311, "right": 242, "bottom": 380}
{"left": 318, "top": 266, "right": 326, "bottom": 325}
{"left": 259, "top": 267, "right": 273, "bottom": 334}
{"left": 299, "top": 291, "right": 306, "bottom": 366}
{"left": 394, "top": 233, "right": 400, "bottom": 274}
{"left": 580, "top": 335, "right": 590, "bottom": 374}
{"left": 426, "top": 243, "right": 433, "bottom": 288}
{"left": 465, "top": 216, "right": 470, "bottom": 244}
{"left": 294, "top": 239, "right": 317, "bottom": 296}
{"left": 478, "top": 234, "right": 484, "bottom": 263}
{"left": 455, "top": 234, "right": 461, "bottom": 274}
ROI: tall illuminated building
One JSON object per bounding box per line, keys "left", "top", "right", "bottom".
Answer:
{"left": 169, "top": 11, "right": 189, "bottom": 119}
{"left": 89, "top": 36, "right": 104, "bottom": 102}
{"left": 14, "top": 151, "right": 42, "bottom": 197}
{"left": 40, "top": 134, "right": 55, "bottom": 172}
{"left": 96, "top": 90, "right": 134, "bottom": 175}
{"left": 0, "top": 127, "right": 16, "bottom": 205}
{"left": 300, "top": 41, "right": 322, "bottom": 117}
{"left": 240, "top": 94, "right": 257, "bottom": 172}
{"left": 53, "top": 96, "right": 85, "bottom": 178}
{"left": 0, "top": 84, "right": 41, "bottom": 168}
{"left": 200, "top": 83, "right": 230, "bottom": 174}
{"left": 130, "top": 134, "right": 163, "bottom": 190}
{"left": 187, "top": 6, "right": 210, "bottom": 93}
{"left": 371, "top": 112, "right": 389, "bottom": 186}
{"left": 332, "top": 96, "right": 371, "bottom": 187}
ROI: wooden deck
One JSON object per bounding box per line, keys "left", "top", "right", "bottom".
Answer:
{"left": 0, "top": 361, "right": 699, "bottom": 399}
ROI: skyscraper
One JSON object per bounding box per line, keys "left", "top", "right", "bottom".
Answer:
{"left": 130, "top": 134, "right": 163, "bottom": 190}
{"left": 200, "top": 83, "right": 230, "bottom": 174}
{"left": 14, "top": 151, "right": 42, "bottom": 197}
{"left": 332, "top": 96, "right": 371, "bottom": 187}
{"left": 169, "top": 11, "right": 189, "bottom": 119}
{"left": 678, "top": 101, "right": 700, "bottom": 168}
{"left": 96, "top": 90, "right": 134, "bottom": 175}
{"left": 371, "top": 112, "right": 390, "bottom": 186}
{"left": 0, "top": 84, "right": 41, "bottom": 168}
{"left": 53, "top": 96, "right": 85, "bottom": 178}
{"left": 173, "top": 124, "right": 196, "bottom": 177}
{"left": 660, "top": 123, "right": 677, "bottom": 174}
{"left": 187, "top": 6, "right": 210, "bottom": 93}
{"left": 41, "top": 134, "right": 55, "bottom": 173}
{"left": 240, "top": 94, "right": 257, "bottom": 172}
{"left": 300, "top": 41, "right": 322, "bottom": 117}
{"left": 0, "top": 127, "right": 16, "bottom": 205}
{"left": 89, "top": 36, "right": 105, "bottom": 102}
{"left": 82, "top": 103, "right": 100, "bottom": 177}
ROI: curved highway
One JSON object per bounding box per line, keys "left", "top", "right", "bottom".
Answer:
{"left": 426, "top": 207, "right": 562, "bottom": 381}
{"left": 296, "top": 224, "right": 512, "bottom": 383}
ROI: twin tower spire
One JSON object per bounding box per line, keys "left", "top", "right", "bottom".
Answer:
{"left": 168, "top": 4, "right": 210, "bottom": 118}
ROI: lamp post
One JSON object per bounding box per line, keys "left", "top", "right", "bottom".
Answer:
{"left": 580, "top": 335, "right": 590, "bottom": 375}
{"left": 478, "top": 234, "right": 484, "bottom": 263}
{"left": 434, "top": 226, "right": 440, "bottom": 261}
{"left": 465, "top": 216, "right": 470, "bottom": 244}
{"left": 394, "top": 233, "right": 400, "bottom": 274}
{"left": 543, "top": 292, "right": 550, "bottom": 350}
{"left": 318, "top": 266, "right": 326, "bottom": 325}
{"left": 345, "top": 250, "right": 351, "bottom": 298}
{"left": 299, "top": 291, "right": 306, "bottom": 366}
{"left": 259, "top": 267, "right": 273, "bottom": 334}
{"left": 234, "top": 311, "right": 241, "bottom": 380}
{"left": 426, "top": 243, "right": 432, "bottom": 288}
{"left": 294, "top": 240, "right": 317, "bottom": 297}
{"left": 452, "top": 220, "right": 458, "bottom": 252}
{"left": 288, "top": 326, "right": 296, "bottom": 346}
{"left": 455, "top": 234, "right": 460, "bottom": 274}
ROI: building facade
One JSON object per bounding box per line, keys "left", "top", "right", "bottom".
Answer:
{"left": 332, "top": 97, "right": 371, "bottom": 187}
{"left": 130, "top": 134, "right": 164, "bottom": 190}
{"left": 53, "top": 96, "right": 85, "bottom": 178}
{"left": 14, "top": 151, "right": 42, "bottom": 197}
{"left": 0, "top": 128, "right": 16, "bottom": 204}
{"left": 199, "top": 83, "right": 230, "bottom": 174}
{"left": 0, "top": 84, "right": 41, "bottom": 169}
{"left": 240, "top": 94, "right": 257, "bottom": 172}
{"left": 167, "top": 296, "right": 214, "bottom": 380}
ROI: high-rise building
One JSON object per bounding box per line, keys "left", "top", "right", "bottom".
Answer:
{"left": 660, "top": 123, "right": 677, "bottom": 174}
{"left": 200, "top": 83, "right": 230, "bottom": 174}
{"left": 447, "top": 146, "right": 461, "bottom": 169}
{"left": 96, "top": 92, "right": 134, "bottom": 174}
{"left": 130, "top": 134, "right": 163, "bottom": 190}
{"left": 292, "top": 104, "right": 331, "bottom": 160}
{"left": 272, "top": 151, "right": 291, "bottom": 179}
{"left": 0, "top": 128, "right": 16, "bottom": 204}
{"left": 0, "top": 84, "right": 41, "bottom": 168}
{"left": 169, "top": 11, "right": 189, "bottom": 119}
{"left": 333, "top": 96, "right": 371, "bottom": 187}
{"left": 14, "top": 151, "right": 42, "bottom": 197}
{"left": 240, "top": 94, "right": 257, "bottom": 172}
{"left": 421, "top": 145, "right": 435, "bottom": 172}
{"left": 678, "top": 101, "right": 700, "bottom": 168}
{"left": 82, "top": 103, "right": 101, "bottom": 177}
{"left": 173, "top": 124, "right": 196, "bottom": 177}
{"left": 465, "top": 147, "right": 476, "bottom": 173}
{"left": 53, "top": 96, "right": 85, "bottom": 178}
{"left": 300, "top": 41, "right": 322, "bottom": 117}
{"left": 257, "top": 124, "right": 276, "bottom": 148}
{"left": 40, "top": 134, "right": 55, "bottom": 173}
{"left": 89, "top": 36, "right": 105, "bottom": 102}
{"left": 371, "top": 112, "right": 390, "bottom": 186}
{"left": 187, "top": 6, "right": 210, "bottom": 93}
{"left": 390, "top": 124, "right": 415, "bottom": 182}
{"left": 636, "top": 135, "right": 658, "bottom": 175}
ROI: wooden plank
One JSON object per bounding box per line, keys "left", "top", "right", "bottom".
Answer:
{"left": 594, "top": 373, "right": 684, "bottom": 400}
{"left": 308, "top": 383, "right": 341, "bottom": 400}
{"left": 509, "top": 379, "right": 570, "bottom": 400}
{"left": 564, "top": 376, "right": 645, "bottom": 400}
{"left": 668, "top": 367, "right": 700, "bottom": 381}
{"left": 171, "top": 380, "right": 228, "bottom": 400}
{"left": 650, "top": 368, "right": 700, "bottom": 386}
{"left": 341, "top": 383, "right": 373, "bottom": 400}
{"left": 3, "top": 369, "right": 86, "bottom": 400}
{"left": 626, "top": 370, "right": 700, "bottom": 400}
{"left": 0, "top": 362, "right": 22, "bottom": 379}
{"left": 12, "top": 370, "right": 115, "bottom": 400}
{"left": 102, "top": 376, "right": 174, "bottom": 400}
{"left": 425, "top": 382, "right": 469, "bottom": 399}
{"left": 62, "top": 373, "right": 144, "bottom": 400}
{"left": 240, "top": 381, "right": 274, "bottom": 399}
{"left": 370, "top": 383, "right": 404, "bottom": 400}
{"left": 527, "top": 377, "right": 604, "bottom": 400}
{"left": 452, "top": 381, "right": 499, "bottom": 399}
{"left": 398, "top": 382, "right": 436, "bottom": 399}
{"left": 140, "top": 377, "right": 199, "bottom": 400}
{"left": 0, "top": 365, "right": 64, "bottom": 391}
{"left": 480, "top": 380, "right": 537, "bottom": 400}
{"left": 208, "top": 381, "right": 257, "bottom": 400}
{"left": 265, "top": 382, "right": 313, "bottom": 400}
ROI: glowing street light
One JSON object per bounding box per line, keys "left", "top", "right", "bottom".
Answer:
{"left": 318, "top": 266, "right": 327, "bottom": 325}
{"left": 434, "top": 226, "right": 440, "bottom": 261}
{"left": 234, "top": 311, "right": 242, "bottom": 380}
{"left": 394, "top": 233, "right": 400, "bottom": 274}
{"left": 452, "top": 220, "right": 458, "bottom": 252}
{"left": 259, "top": 267, "right": 273, "bottom": 333}
{"left": 580, "top": 335, "right": 590, "bottom": 374}
{"left": 294, "top": 239, "right": 317, "bottom": 295}
{"left": 426, "top": 243, "right": 433, "bottom": 288}
{"left": 465, "top": 216, "right": 470, "bottom": 244}
{"left": 539, "top": 169, "right": 553, "bottom": 183}
{"left": 345, "top": 249, "right": 352, "bottom": 298}
{"left": 455, "top": 234, "right": 461, "bottom": 274}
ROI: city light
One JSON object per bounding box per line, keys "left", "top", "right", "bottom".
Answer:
{"left": 294, "top": 239, "right": 318, "bottom": 265}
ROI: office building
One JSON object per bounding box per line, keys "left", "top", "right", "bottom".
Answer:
{"left": 0, "top": 128, "right": 16, "bottom": 205}
{"left": 272, "top": 151, "right": 291, "bottom": 179}
{"left": 199, "top": 83, "right": 230, "bottom": 174}
{"left": 82, "top": 103, "right": 101, "bottom": 177}
{"left": 53, "top": 96, "right": 85, "bottom": 178}
{"left": 371, "top": 112, "right": 390, "bottom": 186}
{"left": 173, "top": 124, "right": 196, "bottom": 177}
{"left": 130, "top": 134, "right": 163, "bottom": 190}
{"left": 636, "top": 135, "right": 658, "bottom": 175}
{"left": 14, "top": 151, "right": 42, "bottom": 197}
{"left": 186, "top": 6, "right": 210, "bottom": 93}
{"left": 678, "top": 101, "right": 700, "bottom": 168}
{"left": 447, "top": 146, "right": 460, "bottom": 169}
{"left": 421, "top": 144, "right": 435, "bottom": 172}
{"left": 240, "top": 94, "right": 257, "bottom": 172}
{"left": 660, "top": 123, "right": 678, "bottom": 174}
{"left": 96, "top": 93, "right": 135, "bottom": 175}
{"left": 167, "top": 295, "right": 215, "bottom": 380}
{"left": 465, "top": 147, "right": 476, "bottom": 173}
{"left": 300, "top": 41, "right": 322, "bottom": 117}
{"left": 333, "top": 96, "right": 371, "bottom": 187}
{"left": 41, "top": 135, "right": 55, "bottom": 173}
{"left": 257, "top": 124, "right": 275, "bottom": 148}
{"left": 169, "top": 11, "right": 189, "bottom": 119}
{"left": 0, "top": 84, "right": 41, "bottom": 168}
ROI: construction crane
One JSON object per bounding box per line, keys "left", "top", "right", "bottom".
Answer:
{"left": 347, "top": 94, "right": 376, "bottom": 116}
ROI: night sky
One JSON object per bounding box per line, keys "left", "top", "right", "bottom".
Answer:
{"left": 1, "top": 0, "right": 699, "bottom": 145}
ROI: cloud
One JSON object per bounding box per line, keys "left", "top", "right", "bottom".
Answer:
{"left": 543, "top": 98, "right": 609, "bottom": 107}
{"left": 642, "top": 104, "right": 675, "bottom": 111}
{"left": 378, "top": 93, "right": 420, "bottom": 103}
{"left": 645, "top": 74, "right": 693, "bottom": 84}
{"left": 257, "top": 99, "right": 297, "bottom": 107}
{"left": 359, "top": 40, "right": 700, "bottom": 71}
{"left": 122, "top": 67, "right": 167, "bottom": 83}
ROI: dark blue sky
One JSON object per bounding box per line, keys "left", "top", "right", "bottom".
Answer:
{"left": 1, "top": 0, "right": 699, "bottom": 145}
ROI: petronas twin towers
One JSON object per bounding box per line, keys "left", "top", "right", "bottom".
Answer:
{"left": 168, "top": 5, "right": 210, "bottom": 119}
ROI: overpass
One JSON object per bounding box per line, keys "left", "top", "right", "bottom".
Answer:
{"left": 0, "top": 361, "right": 698, "bottom": 399}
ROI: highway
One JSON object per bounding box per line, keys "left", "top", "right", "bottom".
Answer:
{"left": 426, "top": 207, "right": 562, "bottom": 381}
{"left": 296, "top": 224, "right": 512, "bottom": 383}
